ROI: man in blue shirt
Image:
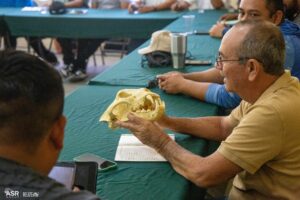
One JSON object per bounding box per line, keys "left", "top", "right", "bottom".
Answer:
{"left": 158, "top": 0, "right": 300, "bottom": 109}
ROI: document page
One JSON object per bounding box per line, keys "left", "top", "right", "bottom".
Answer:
{"left": 115, "top": 134, "right": 175, "bottom": 162}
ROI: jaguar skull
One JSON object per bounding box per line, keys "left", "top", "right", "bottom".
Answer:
{"left": 100, "top": 88, "right": 165, "bottom": 129}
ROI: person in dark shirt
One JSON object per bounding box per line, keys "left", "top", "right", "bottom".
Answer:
{"left": 0, "top": 0, "right": 58, "bottom": 65}
{"left": 0, "top": 50, "right": 99, "bottom": 200}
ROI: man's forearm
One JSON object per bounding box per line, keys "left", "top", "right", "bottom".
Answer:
{"left": 160, "top": 116, "right": 229, "bottom": 141}
{"left": 156, "top": 0, "right": 176, "bottom": 10}
{"left": 180, "top": 79, "right": 210, "bottom": 101}
{"left": 156, "top": 138, "right": 239, "bottom": 187}
{"left": 183, "top": 68, "right": 224, "bottom": 83}
{"left": 64, "top": 0, "right": 83, "bottom": 8}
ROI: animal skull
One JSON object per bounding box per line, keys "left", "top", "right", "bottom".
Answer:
{"left": 100, "top": 88, "right": 165, "bottom": 129}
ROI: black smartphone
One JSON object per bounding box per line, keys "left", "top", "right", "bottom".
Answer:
{"left": 74, "top": 162, "right": 98, "bottom": 194}
{"left": 48, "top": 162, "right": 76, "bottom": 189}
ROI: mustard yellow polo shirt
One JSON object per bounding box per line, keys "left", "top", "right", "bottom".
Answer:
{"left": 218, "top": 72, "right": 300, "bottom": 199}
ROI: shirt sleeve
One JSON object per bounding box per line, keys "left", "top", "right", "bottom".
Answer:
{"left": 218, "top": 103, "right": 284, "bottom": 174}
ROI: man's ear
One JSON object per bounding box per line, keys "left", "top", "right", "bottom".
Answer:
{"left": 246, "top": 59, "right": 260, "bottom": 82}
{"left": 49, "top": 115, "right": 67, "bottom": 150}
{"left": 272, "top": 10, "right": 284, "bottom": 25}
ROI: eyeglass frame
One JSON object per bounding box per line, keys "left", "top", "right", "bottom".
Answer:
{"left": 215, "top": 55, "right": 248, "bottom": 70}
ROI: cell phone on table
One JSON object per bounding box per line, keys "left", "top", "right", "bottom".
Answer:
{"left": 48, "top": 162, "right": 76, "bottom": 189}
{"left": 74, "top": 153, "right": 117, "bottom": 172}
{"left": 185, "top": 59, "right": 212, "bottom": 66}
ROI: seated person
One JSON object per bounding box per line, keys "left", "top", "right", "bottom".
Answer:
{"left": 158, "top": 0, "right": 300, "bottom": 109}
{"left": 0, "top": 0, "right": 58, "bottom": 65}
{"left": 58, "top": 0, "right": 129, "bottom": 82}
{"left": 171, "top": 0, "right": 237, "bottom": 11}
{"left": 0, "top": 49, "right": 99, "bottom": 199}
{"left": 128, "top": 0, "right": 176, "bottom": 13}
{"left": 117, "top": 20, "right": 300, "bottom": 200}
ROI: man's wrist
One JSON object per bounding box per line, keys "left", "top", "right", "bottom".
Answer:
{"left": 156, "top": 134, "right": 172, "bottom": 154}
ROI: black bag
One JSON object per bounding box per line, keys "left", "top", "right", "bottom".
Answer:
{"left": 142, "top": 51, "right": 172, "bottom": 68}
{"left": 49, "top": 1, "right": 67, "bottom": 15}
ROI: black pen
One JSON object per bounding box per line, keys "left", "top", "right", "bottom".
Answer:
{"left": 193, "top": 30, "right": 209, "bottom": 35}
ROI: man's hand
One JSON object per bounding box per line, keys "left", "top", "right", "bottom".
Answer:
{"left": 209, "top": 22, "right": 226, "bottom": 38}
{"left": 138, "top": 5, "right": 157, "bottom": 13}
{"left": 219, "top": 13, "right": 238, "bottom": 21}
{"left": 157, "top": 72, "right": 186, "bottom": 94}
{"left": 115, "top": 113, "right": 171, "bottom": 151}
{"left": 171, "top": 1, "right": 189, "bottom": 11}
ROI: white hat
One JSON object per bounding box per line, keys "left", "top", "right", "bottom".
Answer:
{"left": 138, "top": 30, "right": 171, "bottom": 55}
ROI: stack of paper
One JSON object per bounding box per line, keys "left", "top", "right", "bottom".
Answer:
{"left": 115, "top": 134, "right": 175, "bottom": 162}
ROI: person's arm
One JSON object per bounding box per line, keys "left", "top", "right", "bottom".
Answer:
{"left": 210, "top": 0, "right": 224, "bottom": 9}
{"left": 159, "top": 140, "right": 242, "bottom": 187}
{"left": 219, "top": 13, "right": 238, "bottom": 21}
{"left": 171, "top": 1, "right": 191, "bottom": 11}
{"left": 183, "top": 68, "right": 224, "bottom": 83}
{"left": 158, "top": 73, "right": 212, "bottom": 101}
{"left": 64, "top": 0, "right": 84, "bottom": 8}
{"left": 159, "top": 114, "right": 234, "bottom": 140}
{"left": 157, "top": 69, "right": 224, "bottom": 100}
{"left": 115, "top": 113, "right": 240, "bottom": 187}
{"left": 120, "top": 1, "right": 129, "bottom": 9}
{"left": 209, "top": 22, "right": 226, "bottom": 38}
{"left": 138, "top": 0, "right": 176, "bottom": 13}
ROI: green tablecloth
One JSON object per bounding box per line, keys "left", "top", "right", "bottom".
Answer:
{"left": 89, "top": 35, "right": 220, "bottom": 87}
{"left": 3, "top": 8, "right": 184, "bottom": 38}
{"left": 60, "top": 85, "right": 217, "bottom": 199}
{"left": 166, "top": 10, "right": 227, "bottom": 33}
{"left": 89, "top": 10, "right": 224, "bottom": 86}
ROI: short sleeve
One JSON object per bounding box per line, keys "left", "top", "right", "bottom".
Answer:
{"left": 218, "top": 104, "right": 283, "bottom": 174}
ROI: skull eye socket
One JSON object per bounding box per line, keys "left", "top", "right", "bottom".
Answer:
{"left": 118, "top": 92, "right": 132, "bottom": 98}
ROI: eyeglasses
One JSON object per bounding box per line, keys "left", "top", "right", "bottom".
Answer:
{"left": 215, "top": 56, "right": 246, "bottom": 70}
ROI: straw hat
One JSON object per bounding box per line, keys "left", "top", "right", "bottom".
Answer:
{"left": 138, "top": 30, "right": 171, "bottom": 55}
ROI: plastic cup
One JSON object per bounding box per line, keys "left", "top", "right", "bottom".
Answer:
{"left": 182, "top": 15, "right": 195, "bottom": 35}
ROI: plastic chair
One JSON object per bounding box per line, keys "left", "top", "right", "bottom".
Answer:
{"left": 99, "top": 38, "right": 131, "bottom": 65}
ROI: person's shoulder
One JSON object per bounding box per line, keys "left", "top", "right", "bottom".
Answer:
{"left": 0, "top": 158, "right": 99, "bottom": 200}
{"left": 43, "top": 189, "right": 100, "bottom": 200}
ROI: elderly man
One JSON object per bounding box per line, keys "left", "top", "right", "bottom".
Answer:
{"left": 158, "top": 0, "right": 300, "bottom": 109}
{"left": 0, "top": 50, "right": 99, "bottom": 199}
{"left": 116, "top": 20, "right": 300, "bottom": 199}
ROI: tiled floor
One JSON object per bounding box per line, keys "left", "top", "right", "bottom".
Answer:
{"left": 1, "top": 37, "right": 122, "bottom": 96}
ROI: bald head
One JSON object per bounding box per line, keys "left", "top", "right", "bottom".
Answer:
{"left": 224, "top": 20, "right": 285, "bottom": 76}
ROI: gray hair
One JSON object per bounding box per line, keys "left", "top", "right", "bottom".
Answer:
{"left": 235, "top": 20, "right": 285, "bottom": 76}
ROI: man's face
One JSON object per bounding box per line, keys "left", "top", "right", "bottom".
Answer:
{"left": 238, "top": 0, "right": 274, "bottom": 22}
{"left": 217, "top": 27, "right": 249, "bottom": 93}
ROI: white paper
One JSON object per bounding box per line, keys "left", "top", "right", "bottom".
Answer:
{"left": 21, "top": 7, "right": 43, "bottom": 11}
{"left": 115, "top": 134, "right": 175, "bottom": 162}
